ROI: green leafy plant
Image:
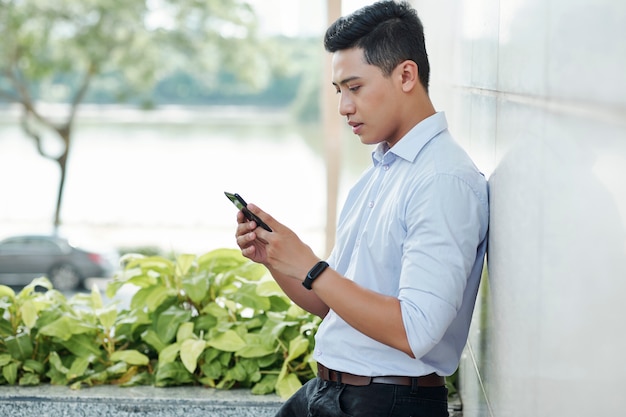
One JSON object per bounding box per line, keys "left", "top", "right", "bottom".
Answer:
{"left": 0, "top": 249, "right": 320, "bottom": 398}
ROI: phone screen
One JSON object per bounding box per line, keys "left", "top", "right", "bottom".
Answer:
{"left": 224, "top": 192, "right": 272, "bottom": 232}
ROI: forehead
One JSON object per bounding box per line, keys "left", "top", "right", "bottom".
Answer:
{"left": 331, "top": 48, "right": 380, "bottom": 84}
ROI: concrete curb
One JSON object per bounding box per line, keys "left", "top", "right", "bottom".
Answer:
{"left": 0, "top": 385, "right": 283, "bottom": 416}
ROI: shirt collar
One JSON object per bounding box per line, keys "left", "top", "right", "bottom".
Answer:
{"left": 372, "top": 112, "right": 448, "bottom": 166}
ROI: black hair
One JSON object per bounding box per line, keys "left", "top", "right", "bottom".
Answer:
{"left": 324, "top": 1, "right": 430, "bottom": 92}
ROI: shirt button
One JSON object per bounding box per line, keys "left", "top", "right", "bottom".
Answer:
{"left": 383, "top": 165, "right": 389, "bottom": 171}
{"left": 368, "top": 201, "right": 374, "bottom": 208}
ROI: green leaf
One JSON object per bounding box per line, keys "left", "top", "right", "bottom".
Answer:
{"left": 286, "top": 304, "right": 308, "bottom": 318}
{"left": 154, "top": 306, "right": 192, "bottom": 345}
{"left": 132, "top": 286, "right": 177, "bottom": 313}
{"left": 180, "top": 339, "right": 207, "bottom": 373}
{"left": 46, "top": 352, "right": 69, "bottom": 385}
{"left": 19, "top": 277, "right": 52, "bottom": 295}
{"left": 234, "top": 262, "right": 268, "bottom": 282}
{"left": 5, "top": 333, "right": 33, "bottom": 360}
{"left": 176, "top": 322, "right": 195, "bottom": 342}
{"left": 200, "top": 302, "right": 229, "bottom": 318}
{"left": 257, "top": 353, "right": 280, "bottom": 368}
{"left": 256, "top": 280, "right": 285, "bottom": 297}
{"left": 198, "top": 249, "right": 246, "bottom": 273}
{"left": 110, "top": 350, "right": 150, "bottom": 366}
{"left": 39, "top": 315, "right": 95, "bottom": 341}
{"left": 128, "top": 256, "right": 175, "bottom": 274}
{"left": 3, "top": 362, "right": 18, "bottom": 385}
{"left": 155, "top": 362, "right": 193, "bottom": 387}
{"left": 91, "top": 285, "right": 104, "bottom": 309}
{"left": 158, "top": 343, "right": 180, "bottom": 365}
{"left": 0, "top": 318, "right": 13, "bottom": 337}
{"left": 0, "top": 354, "right": 12, "bottom": 366}
{"left": 225, "top": 361, "right": 247, "bottom": 382}
{"left": 229, "top": 283, "right": 270, "bottom": 311}
{"left": 20, "top": 300, "right": 37, "bottom": 329}
{"left": 106, "top": 362, "right": 130, "bottom": 377}
{"left": 175, "top": 254, "right": 196, "bottom": 277}
{"left": 200, "top": 359, "right": 223, "bottom": 380}
{"left": 193, "top": 314, "right": 217, "bottom": 332}
{"left": 276, "top": 373, "right": 302, "bottom": 399}
{"left": 240, "top": 358, "right": 261, "bottom": 383}
{"left": 252, "top": 374, "right": 278, "bottom": 395}
{"left": 269, "top": 295, "right": 291, "bottom": 312}
{"left": 206, "top": 330, "right": 246, "bottom": 352}
{"left": 61, "top": 334, "right": 103, "bottom": 357}
{"left": 141, "top": 329, "right": 167, "bottom": 353}
{"left": 23, "top": 359, "right": 45, "bottom": 375}
{"left": 237, "top": 334, "right": 276, "bottom": 358}
{"left": 68, "top": 356, "right": 91, "bottom": 379}
{"left": 48, "top": 352, "right": 69, "bottom": 374}
{"left": 261, "top": 317, "right": 298, "bottom": 341}
{"left": 0, "top": 285, "right": 15, "bottom": 300}
{"left": 19, "top": 372, "right": 40, "bottom": 386}
{"left": 97, "top": 305, "right": 118, "bottom": 330}
{"left": 182, "top": 272, "right": 210, "bottom": 304}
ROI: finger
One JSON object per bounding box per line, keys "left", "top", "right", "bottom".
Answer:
{"left": 242, "top": 245, "right": 256, "bottom": 258}
{"left": 247, "top": 204, "right": 275, "bottom": 228}
{"left": 236, "top": 217, "right": 257, "bottom": 237}
{"left": 236, "top": 228, "right": 256, "bottom": 246}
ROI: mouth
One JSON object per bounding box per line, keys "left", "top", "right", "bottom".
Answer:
{"left": 348, "top": 121, "right": 363, "bottom": 135}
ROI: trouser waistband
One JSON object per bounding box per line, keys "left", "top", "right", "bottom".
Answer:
{"left": 317, "top": 363, "right": 445, "bottom": 387}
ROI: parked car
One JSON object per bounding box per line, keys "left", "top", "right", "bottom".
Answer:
{"left": 0, "top": 235, "right": 119, "bottom": 291}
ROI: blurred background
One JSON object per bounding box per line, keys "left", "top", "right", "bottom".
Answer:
{"left": 0, "top": 0, "right": 372, "bottom": 261}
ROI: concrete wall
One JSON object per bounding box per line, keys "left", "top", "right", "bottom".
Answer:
{"left": 412, "top": 0, "right": 626, "bottom": 415}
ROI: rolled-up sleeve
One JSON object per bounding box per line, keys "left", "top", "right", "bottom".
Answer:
{"left": 399, "top": 173, "right": 487, "bottom": 359}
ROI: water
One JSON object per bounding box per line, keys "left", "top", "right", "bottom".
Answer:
{"left": 0, "top": 104, "right": 371, "bottom": 257}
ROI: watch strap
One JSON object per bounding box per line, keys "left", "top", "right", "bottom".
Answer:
{"left": 302, "top": 261, "right": 329, "bottom": 290}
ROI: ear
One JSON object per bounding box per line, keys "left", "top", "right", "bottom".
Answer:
{"left": 398, "top": 60, "right": 419, "bottom": 93}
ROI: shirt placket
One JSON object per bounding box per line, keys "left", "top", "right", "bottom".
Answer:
{"left": 353, "top": 153, "right": 395, "bottom": 250}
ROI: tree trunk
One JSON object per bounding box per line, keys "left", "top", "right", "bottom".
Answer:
{"left": 52, "top": 126, "right": 72, "bottom": 234}
{"left": 53, "top": 149, "right": 68, "bottom": 233}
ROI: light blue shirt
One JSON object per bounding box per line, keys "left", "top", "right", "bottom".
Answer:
{"left": 314, "top": 112, "right": 489, "bottom": 377}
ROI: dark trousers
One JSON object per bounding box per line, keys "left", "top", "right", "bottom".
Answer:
{"left": 275, "top": 377, "right": 449, "bottom": 417}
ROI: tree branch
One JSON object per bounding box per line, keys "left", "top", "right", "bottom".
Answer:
{"left": 65, "top": 62, "right": 96, "bottom": 129}
{"left": 19, "top": 108, "right": 57, "bottom": 162}
{"left": 5, "top": 63, "right": 57, "bottom": 131}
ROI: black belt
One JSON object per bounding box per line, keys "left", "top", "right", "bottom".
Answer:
{"left": 317, "top": 363, "right": 445, "bottom": 387}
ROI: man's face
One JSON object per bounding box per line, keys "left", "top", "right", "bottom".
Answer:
{"left": 331, "top": 48, "right": 403, "bottom": 147}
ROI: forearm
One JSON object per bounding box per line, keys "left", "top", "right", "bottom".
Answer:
{"left": 267, "top": 266, "right": 330, "bottom": 318}
{"left": 312, "top": 268, "right": 415, "bottom": 357}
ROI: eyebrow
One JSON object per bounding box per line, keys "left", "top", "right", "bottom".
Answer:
{"left": 332, "top": 76, "right": 361, "bottom": 87}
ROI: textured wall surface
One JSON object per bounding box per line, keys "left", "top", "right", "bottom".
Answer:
{"left": 412, "top": 0, "right": 626, "bottom": 415}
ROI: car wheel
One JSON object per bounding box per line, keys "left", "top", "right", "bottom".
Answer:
{"left": 48, "top": 264, "right": 82, "bottom": 291}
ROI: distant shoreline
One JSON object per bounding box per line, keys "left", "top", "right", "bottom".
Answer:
{"left": 0, "top": 103, "right": 292, "bottom": 125}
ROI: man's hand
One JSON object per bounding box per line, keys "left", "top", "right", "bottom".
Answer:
{"left": 235, "top": 208, "right": 269, "bottom": 265}
{"left": 235, "top": 204, "right": 319, "bottom": 281}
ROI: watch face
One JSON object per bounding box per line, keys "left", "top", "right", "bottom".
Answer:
{"left": 309, "top": 261, "right": 329, "bottom": 278}
{"left": 303, "top": 261, "right": 328, "bottom": 290}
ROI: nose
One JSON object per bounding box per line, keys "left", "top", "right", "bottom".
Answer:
{"left": 338, "top": 93, "right": 355, "bottom": 117}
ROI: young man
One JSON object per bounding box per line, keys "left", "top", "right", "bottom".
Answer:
{"left": 234, "top": 1, "right": 489, "bottom": 416}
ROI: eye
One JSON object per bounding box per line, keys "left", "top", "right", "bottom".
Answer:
{"left": 348, "top": 85, "right": 360, "bottom": 92}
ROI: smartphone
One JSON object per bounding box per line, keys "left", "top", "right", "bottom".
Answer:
{"left": 224, "top": 191, "right": 273, "bottom": 232}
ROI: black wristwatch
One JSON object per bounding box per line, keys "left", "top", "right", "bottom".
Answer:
{"left": 302, "top": 261, "right": 329, "bottom": 290}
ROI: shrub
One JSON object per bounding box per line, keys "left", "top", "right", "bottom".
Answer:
{"left": 0, "top": 249, "right": 320, "bottom": 398}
